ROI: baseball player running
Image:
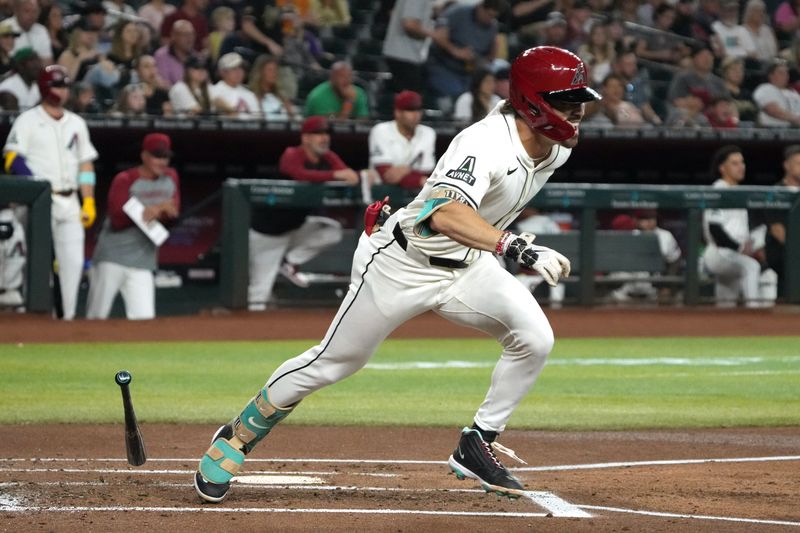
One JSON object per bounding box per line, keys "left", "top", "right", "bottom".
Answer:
{"left": 3, "top": 64, "right": 98, "bottom": 320}
{"left": 195, "top": 47, "right": 600, "bottom": 502}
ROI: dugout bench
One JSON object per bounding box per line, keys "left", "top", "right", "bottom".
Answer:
{"left": 220, "top": 180, "right": 800, "bottom": 309}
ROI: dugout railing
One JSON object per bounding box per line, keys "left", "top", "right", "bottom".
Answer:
{"left": 220, "top": 180, "right": 800, "bottom": 308}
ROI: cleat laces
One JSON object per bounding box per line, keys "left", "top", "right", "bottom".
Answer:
{"left": 490, "top": 441, "right": 528, "bottom": 465}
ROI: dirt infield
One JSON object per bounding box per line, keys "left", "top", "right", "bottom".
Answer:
{"left": 1, "top": 308, "right": 799, "bottom": 531}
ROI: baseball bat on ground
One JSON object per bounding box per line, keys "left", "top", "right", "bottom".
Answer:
{"left": 114, "top": 370, "right": 147, "bottom": 466}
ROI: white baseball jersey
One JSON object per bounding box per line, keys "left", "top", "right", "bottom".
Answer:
{"left": 703, "top": 179, "right": 749, "bottom": 248}
{"left": 0, "top": 74, "right": 41, "bottom": 111}
{"left": 211, "top": 81, "right": 260, "bottom": 118}
{"left": 396, "top": 102, "right": 571, "bottom": 261}
{"left": 4, "top": 105, "right": 98, "bottom": 192}
{"left": 7, "top": 18, "right": 52, "bottom": 61}
{"left": 368, "top": 120, "right": 436, "bottom": 173}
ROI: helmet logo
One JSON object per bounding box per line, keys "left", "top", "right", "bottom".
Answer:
{"left": 570, "top": 64, "right": 586, "bottom": 86}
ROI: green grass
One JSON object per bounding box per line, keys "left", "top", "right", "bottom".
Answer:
{"left": 1, "top": 337, "right": 798, "bottom": 430}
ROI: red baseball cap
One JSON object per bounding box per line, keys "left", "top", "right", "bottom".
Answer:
{"left": 394, "top": 90, "right": 422, "bottom": 111}
{"left": 142, "top": 133, "right": 172, "bottom": 158}
{"left": 301, "top": 116, "right": 331, "bottom": 134}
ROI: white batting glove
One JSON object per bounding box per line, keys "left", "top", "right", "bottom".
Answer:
{"left": 497, "top": 231, "right": 571, "bottom": 287}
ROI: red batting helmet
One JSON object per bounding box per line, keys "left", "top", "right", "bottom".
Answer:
{"left": 509, "top": 46, "right": 600, "bottom": 142}
{"left": 38, "top": 65, "right": 70, "bottom": 106}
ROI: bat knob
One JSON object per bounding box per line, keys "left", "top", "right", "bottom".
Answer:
{"left": 115, "top": 370, "right": 132, "bottom": 386}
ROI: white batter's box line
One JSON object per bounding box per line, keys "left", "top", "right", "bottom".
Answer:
{"left": 515, "top": 455, "right": 800, "bottom": 472}
{"left": 0, "top": 467, "right": 401, "bottom": 477}
{"left": 580, "top": 504, "right": 800, "bottom": 528}
{"left": 0, "top": 504, "right": 553, "bottom": 519}
{"left": 525, "top": 491, "right": 592, "bottom": 518}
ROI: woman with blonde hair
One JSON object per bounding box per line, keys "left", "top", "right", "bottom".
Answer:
{"left": 111, "top": 83, "right": 147, "bottom": 116}
{"left": 108, "top": 20, "right": 145, "bottom": 71}
{"left": 248, "top": 54, "right": 295, "bottom": 121}
{"left": 578, "top": 21, "right": 616, "bottom": 85}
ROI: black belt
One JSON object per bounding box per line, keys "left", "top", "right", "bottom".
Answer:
{"left": 52, "top": 189, "right": 76, "bottom": 196}
{"left": 392, "top": 224, "right": 468, "bottom": 269}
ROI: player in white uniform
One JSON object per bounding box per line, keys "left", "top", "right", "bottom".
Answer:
{"left": 702, "top": 145, "right": 775, "bottom": 307}
{"left": 368, "top": 90, "right": 437, "bottom": 190}
{"left": 194, "top": 47, "right": 601, "bottom": 503}
{"left": 3, "top": 65, "right": 98, "bottom": 320}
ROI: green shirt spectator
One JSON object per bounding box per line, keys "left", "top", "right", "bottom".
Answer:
{"left": 304, "top": 61, "right": 369, "bottom": 119}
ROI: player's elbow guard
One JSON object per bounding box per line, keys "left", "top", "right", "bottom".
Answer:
{"left": 4, "top": 152, "right": 33, "bottom": 177}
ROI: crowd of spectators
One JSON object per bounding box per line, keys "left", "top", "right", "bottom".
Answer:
{"left": 0, "top": 0, "right": 798, "bottom": 130}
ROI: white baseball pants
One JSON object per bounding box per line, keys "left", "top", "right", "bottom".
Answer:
{"left": 248, "top": 216, "right": 342, "bottom": 306}
{"left": 702, "top": 245, "right": 774, "bottom": 307}
{"left": 51, "top": 194, "right": 84, "bottom": 320}
{"left": 265, "top": 220, "right": 554, "bottom": 432}
{"left": 86, "top": 262, "right": 155, "bottom": 319}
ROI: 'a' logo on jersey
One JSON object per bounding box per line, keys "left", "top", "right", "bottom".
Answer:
{"left": 445, "top": 156, "right": 476, "bottom": 185}
{"left": 571, "top": 64, "right": 586, "bottom": 86}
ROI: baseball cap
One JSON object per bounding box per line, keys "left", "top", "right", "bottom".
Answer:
{"left": 545, "top": 11, "right": 567, "bottom": 27}
{"left": 218, "top": 52, "right": 243, "bottom": 70}
{"left": 394, "top": 90, "right": 422, "bottom": 111}
{"left": 142, "top": 133, "right": 173, "bottom": 158}
{"left": 12, "top": 47, "right": 37, "bottom": 64}
{"left": 610, "top": 214, "right": 636, "bottom": 231}
{"left": 0, "top": 20, "right": 20, "bottom": 38}
{"left": 633, "top": 209, "right": 657, "bottom": 220}
{"left": 301, "top": 116, "right": 331, "bottom": 134}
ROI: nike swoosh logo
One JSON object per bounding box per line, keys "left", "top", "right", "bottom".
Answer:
{"left": 248, "top": 416, "right": 268, "bottom": 429}
{"left": 458, "top": 446, "right": 465, "bottom": 459}
{"left": 507, "top": 167, "right": 518, "bottom": 175}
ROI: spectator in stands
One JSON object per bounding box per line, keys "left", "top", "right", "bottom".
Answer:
{"left": 564, "top": 0, "right": 592, "bottom": 50}
{"left": 8, "top": 0, "right": 52, "bottom": 65}
{"left": 593, "top": 73, "right": 648, "bottom": 128}
{"left": 693, "top": 0, "right": 723, "bottom": 43}
{"left": 80, "top": 1, "right": 109, "bottom": 49}
{"left": 304, "top": 61, "right": 369, "bottom": 120}
{"left": 102, "top": 0, "right": 136, "bottom": 32}
{"left": 169, "top": 55, "right": 213, "bottom": 115}
{"left": 0, "top": 20, "right": 20, "bottom": 77}
{"left": 426, "top": 0, "right": 502, "bottom": 107}
{"left": 742, "top": 0, "right": 778, "bottom": 63}
{"left": 612, "top": 50, "right": 662, "bottom": 125}
{"left": 773, "top": 0, "right": 800, "bottom": 39}
{"left": 671, "top": 0, "right": 698, "bottom": 39}
{"left": 453, "top": 68, "right": 500, "bottom": 124}
{"left": 249, "top": 54, "right": 295, "bottom": 121}
{"left": 703, "top": 145, "right": 776, "bottom": 308}
{"left": 609, "top": 208, "right": 682, "bottom": 303}
{"left": 704, "top": 96, "right": 739, "bottom": 128}
{"left": 719, "top": 56, "right": 757, "bottom": 123}
{"left": 154, "top": 19, "right": 196, "bottom": 86}
{"left": 212, "top": 51, "right": 259, "bottom": 119}
{"left": 711, "top": 0, "right": 757, "bottom": 60}
{"left": 536, "top": 11, "right": 570, "bottom": 49}
{"left": 635, "top": 4, "right": 689, "bottom": 65}
{"left": 57, "top": 18, "right": 102, "bottom": 82}
{"left": 208, "top": 6, "right": 234, "bottom": 65}
{"left": 247, "top": 116, "right": 358, "bottom": 311}
{"left": 382, "top": 0, "right": 434, "bottom": 94}
{"left": 667, "top": 44, "right": 729, "bottom": 114}
{"left": 66, "top": 81, "right": 102, "bottom": 114}
{"left": 493, "top": 60, "right": 510, "bottom": 99}
{"left": 161, "top": 0, "right": 208, "bottom": 53}
{"left": 221, "top": 3, "right": 284, "bottom": 59}
{"left": 138, "top": 0, "right": 176, "bottom": 36}
{"left": 753, "top": 60, "right": 800, "bottom": 127}
{"left": 110, "top": 82, "right": 147, "bottom": 116}
{"left": 637, "top": 0, "right": 661, "bottom": 26}
{"left": 368, "top": 90, "right": 436, "bottom": 190}
{"left": 577, "top": 20, "right": 615, "bottom": 85}
{"left": 761, "top": 144, "right": 800, "bottom": 293}
{"left": 614, "top": 0, "right": 639, "bottom": 23}
{"left": 0, "top": 48, "right": 41, "bottom": 111}
{"left": 310, "top": 0, "right": 351, "bottom": 29}
{"left": 281, "top": 17, "right": 324, "bottom": 74}
{"left": 108, "top": 20, "right": 145, "bottom": 73}
{"left": 512, "top": 207, "right": 566, "bottom": 308}
{"left": 132, "top": 54, "right": 172, "bottom": 115}
{"left": 39, "top": 4, "right": 66, "bottom": 62}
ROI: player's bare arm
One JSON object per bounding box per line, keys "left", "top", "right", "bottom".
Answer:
{"left": 429, "top": 201, "right": 503, "bottom": 252}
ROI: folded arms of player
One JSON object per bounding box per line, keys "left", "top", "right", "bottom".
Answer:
{"left": 427, "top": 199, "right": 570, "bottom": 286}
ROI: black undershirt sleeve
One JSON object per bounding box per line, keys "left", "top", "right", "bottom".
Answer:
{"left": 708, "top": 223, "right": 740, "bottom": 251}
